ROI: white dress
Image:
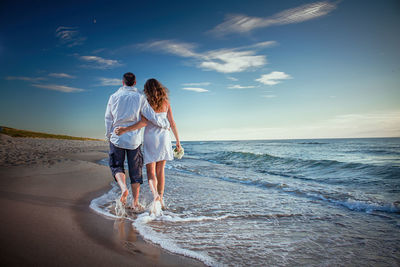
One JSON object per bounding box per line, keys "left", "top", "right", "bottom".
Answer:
{"left": 143, "top": 111, "right": 174, "bottom": 165}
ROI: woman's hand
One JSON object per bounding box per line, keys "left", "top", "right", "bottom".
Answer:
{"left": 141, "top": 116, "right": 149, "bottom": 125}
{"left": 114, "top": 126, "right": 127, "bottom": 136}
{"left": 176, "top": 141, "right": 182, "bottom": 152}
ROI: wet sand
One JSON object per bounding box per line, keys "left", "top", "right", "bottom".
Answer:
{"left": 0, "top": 135, "right": 204, "bottom": 266}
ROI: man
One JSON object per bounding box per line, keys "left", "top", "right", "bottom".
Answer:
{"left": 105, "top": 72, "right": 170, "bottom": 211}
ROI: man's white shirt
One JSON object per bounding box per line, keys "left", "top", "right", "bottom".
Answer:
{"left": 105, "top": 86, "right": 170, "bottom": 150}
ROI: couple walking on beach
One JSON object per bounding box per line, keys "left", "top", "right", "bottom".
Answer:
{"left": 105, "top": 72, "right": 182, "bottom": 212}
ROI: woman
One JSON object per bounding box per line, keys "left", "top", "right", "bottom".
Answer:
{"left": 115, "top": 78, "right": 181, "bottom": 209}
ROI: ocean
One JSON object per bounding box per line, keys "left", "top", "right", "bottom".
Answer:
{"left": 90, "top": 138, "right": 400, "bottom": 266}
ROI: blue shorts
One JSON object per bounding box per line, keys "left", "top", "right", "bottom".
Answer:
{"left": 109, "top": 142, "right": 143, "bottom": 184}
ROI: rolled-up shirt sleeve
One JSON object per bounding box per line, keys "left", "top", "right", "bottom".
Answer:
{"left": 105, "top": 96, "right": 114, "bottom": 139}
{"left": 140, "top": 96, "right": 170, "bottom": 129}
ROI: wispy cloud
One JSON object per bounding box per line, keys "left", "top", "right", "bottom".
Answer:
{"left": 210, "top": 1, "right": 337, "bottom": 35}
{"left": 139, "top": 39, "right": 271, "bottom": 73}
{"left": 238, "top": 41, "right": 278, "bottom": 49}
{"left": 32, "top": 84, "right": 84, "bottom": 93}
{"left": 256, "top": 71, "right": 292, "bottom": 85}
{"left": 5, "top": 76, "right": 46, "bottom": 82}
{"left": 227, "top": 76, "right": 238, "bottom": 81}
{"left": 182, "top": 82, "right": 211, "bottom": 86}
{"left": 92, "top": 48, "right": 106, "bottom": 54}
{"left": 98, "top": 78, "right": 121, "bottom": 86}
{"left": 55, "top": 26, "right": 86, "bottom": 47}
{"left": 227, "top": 85, "right": 256, "bottom": 89}
{"left": 79, "top": 55, "right": 122, "bottom": 69}
{"left": 182, "top": 87, "right": 209, "bottom": 93}
{"left": 262, "top": 94, "right": 277, "bottom": 98}
{"left": 48, "top": 73, "right": 75, "bottom": 79}
{"left": 138, "top": 40, "right": 201, "bottom": 58}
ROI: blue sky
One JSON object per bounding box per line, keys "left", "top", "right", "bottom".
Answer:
{"left": 0, "top": 0, "right": 399, "bottom": 140}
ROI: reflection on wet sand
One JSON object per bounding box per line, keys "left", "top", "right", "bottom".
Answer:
{"left": 113, "top": 218, "right": 162, "bottom": 261}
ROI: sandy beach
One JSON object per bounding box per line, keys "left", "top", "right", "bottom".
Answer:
{"left": 0, "top": 134, "right": 204, "bottom": 266}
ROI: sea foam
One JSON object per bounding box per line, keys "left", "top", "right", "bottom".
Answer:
{"left": 133, "top": 212, "right": 219, "bottom": 267}
{"left": 90, "top": 184, "right": 220, "bottom": 267}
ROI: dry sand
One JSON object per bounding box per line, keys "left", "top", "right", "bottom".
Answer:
{"left": 0, "top": 135, "right": 204, "bottom": 266}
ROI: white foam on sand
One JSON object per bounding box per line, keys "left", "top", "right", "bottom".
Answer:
{"left": 149, "top": 200, "right": 163, "bottom": 216}
{"left": 133, "top": 212, "right": 219, "bottom": 267}
{"left": 89, "top": 182, "right": 121, "bottom": 219}
{"left": 90, "top": 184, "right": 221, "bottom": 267}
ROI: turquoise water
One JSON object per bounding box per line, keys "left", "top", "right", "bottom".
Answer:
{"left": 92, "top": 138, "right": 400, "bottom": 266}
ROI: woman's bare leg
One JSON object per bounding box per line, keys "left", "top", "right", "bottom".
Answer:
{"left": 156, "top": 160, "right": 166, "bottom": 207}
{"left": 146, "top": 162, "right": 160, "bottom": 201}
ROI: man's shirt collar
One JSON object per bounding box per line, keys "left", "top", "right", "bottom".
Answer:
{"left": 121, "top": 85, "right": 138, "bottom": 92}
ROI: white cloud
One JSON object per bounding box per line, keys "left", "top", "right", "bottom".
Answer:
{"left": 32, "top": 84, "right": 84, "bottom": 93}
{"left": 5, "top": 76, "right": 46, "bottom": 82}
{"left": 139, "top": 40, "right": 201, "bottom": 58}
{"left": 182, "top": 87, "right": 209, "bottom": 93}
{"left": 256, "top": 71, "right": 292, "bottom": 85}
{"left": 200, "top": 49, "right": 266, "bottom": 73}
{"left": 227, "top": 85, "right": 256, "bottom": 89}
{"left": 182, "top": 82, "right": 211, "bottom": 86}
{"left": 98, "top": 78, "right": 121, "bottom": 86}
{"left": 80, "top": 55, "right": 122, "bottom": 69}
{"left": 239, "top": 41, "right": 278, "bottom": 49}
{"left": 210, "top": 1, "right": 337, "bottom": 35}
{"left": 227, "top": 76, "right": 238, "bottom": 81}
{"left": 48, "top": 73, "right": 75, "bottom": 79}
{"left": 138, "top": 40, "right": 270, "bottom": 73}
{"left": 55, "top": 26, "right": 86, "bottom": 47}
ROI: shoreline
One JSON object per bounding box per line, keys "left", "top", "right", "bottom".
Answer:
{"left": 0, "top": 136, "right": 204, "bottom": 266}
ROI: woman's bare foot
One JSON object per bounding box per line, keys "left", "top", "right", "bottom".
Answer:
{"left": 127, "top": 203, "right": 145, "bottom": 213}
{"left": 160, "top": 198, "right": 166, "bottom": 210}
{"left": 120, "top": 189, "right": 129, "bottom": 206}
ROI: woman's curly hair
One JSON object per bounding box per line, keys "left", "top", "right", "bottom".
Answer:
{"left": 144, "top": 78, "right": 169, "bottom": 112}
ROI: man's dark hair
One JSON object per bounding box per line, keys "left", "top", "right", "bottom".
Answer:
{"left": 123, "top": 72, "right": 136, "bottom": 86}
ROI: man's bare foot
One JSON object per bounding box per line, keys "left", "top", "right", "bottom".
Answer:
{"left": 120, "top": 189, "right": 129, "bottom": 206}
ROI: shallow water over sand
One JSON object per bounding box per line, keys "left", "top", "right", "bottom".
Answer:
{"left": 91, "top": 138, "right": 400, "bottom": 266}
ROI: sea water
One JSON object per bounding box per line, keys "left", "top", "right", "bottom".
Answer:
{"left": 90, "top": 138, "right": 400, "bottom": 266}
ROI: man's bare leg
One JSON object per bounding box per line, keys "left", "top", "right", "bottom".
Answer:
{"left": 155, "top": 161, "right": 166, "bottom": 208}
{"left": 146, "top": 163, "right": 161, "bottom": 202}
{"left": 115, "top": 172, "right": 129, "bottom": 205}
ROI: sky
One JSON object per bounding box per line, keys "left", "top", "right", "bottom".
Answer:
{"left": 0, "top": 0, "right": 399, "bottom": 141}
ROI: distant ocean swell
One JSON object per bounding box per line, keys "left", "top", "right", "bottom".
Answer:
{"left": 167, "top": 162, "right": 400, "bottom": 215}
{"left": 210, "top": 151, "right": 400, "bottom": 174}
